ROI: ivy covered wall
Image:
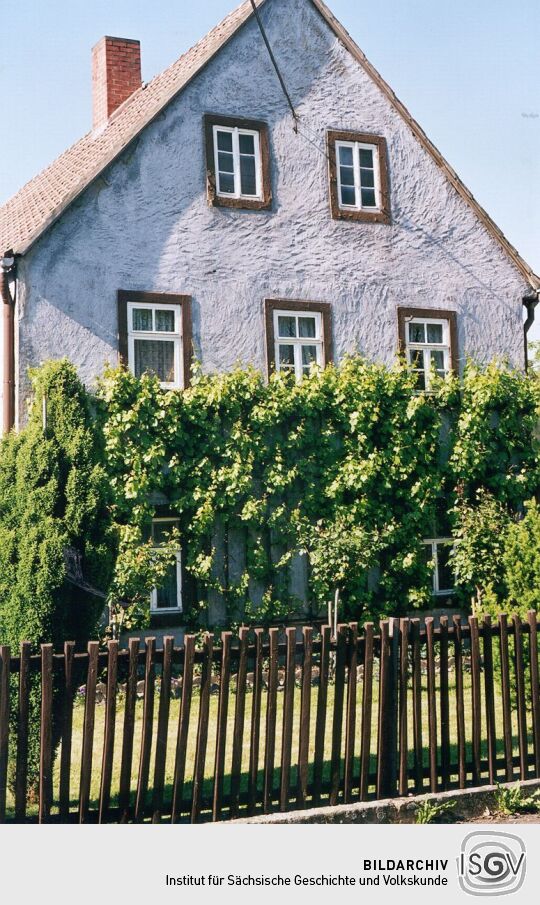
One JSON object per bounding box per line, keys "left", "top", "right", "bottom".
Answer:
{"left": 99, "top": 357, "right": 540, "bottom": 629}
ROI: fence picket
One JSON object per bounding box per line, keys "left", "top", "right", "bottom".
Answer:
{"left": 528, "top": 611, "right": 540, "bottom": 776}
{"left": 59, "top": 641, "right": 75, "bottom": 821}
{"left": 469, "top": 616, "right": 481, "bottom": 785}
{"left": 297, "top": 626, "right": 313, "bottom": 809}
{"left": 134, "top": 637, "right": 156, "bottom": 822}
{"left": 0, "top": 645, "right": 10, "bottom": 823}
{"left": 313, "top": 625, "right": 330, "bottom": 806}
{"left": 411, "top": 619, "right": 423, "bottom": 793}
{"left": 513, "top": 615, "right": 528, "bottom": 781}
{"left": 482, "top": 616, "right": 497, "bottom": 785}
{"left": 499, "top": 614, "right": 514, "bottom": 781}
{"left": 118, "top": 637, "right": 139, "bottom": 823}
{"left": 398, "top": 619, "right": 409, "bottom": 796}
{"left": 15, "top": 642, "right": 31, "bottom": 821}
{"left": 151, "top": 636, "right": 174, "bottom": 823}
{"left": 280, "top": 627, "right": 297, "bottom": 812}
{"left": 439, "top": 617, "right": 450, "bottom": 790}
{"left": 263, "top": 628, "right": 279, "bottom": 812}
{"left": 79, "top": 641, "right": 99, "bottom": 824}
{"left": 453, "top": 616, "right": 466, "bottom": 788}
{"left": 248, "top": 628, "right": 264, "bottom": 815}
{"left": 213, "top": 632, "right": 232, "bottom": 821}
{"left": 191, "top": 633, "right": 213, "bottom": 823}
{"left": 425, "top": 618, "right": 437, "bottom": 793}
{"left": 171, "top": 635, "right": 195, "bottom": 823}
{"left": 230, "top": 627, "right": 248, "bottom": 819}
{"left": 329, "top": 625, "right": 347, "bottom": 806}
{"left": 99, "top": 640, "right": 119, "bottom": 824}
{"left": 343, "top": 623, "right": 358, "bottom": 804}
{"left": 359, "top": 623, "right": 374, "bottom": 801}
{"left": 377, "top": 620, "right": 391, "bottom": 798}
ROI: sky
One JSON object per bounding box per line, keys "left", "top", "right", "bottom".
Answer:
{"left": 1, "top": 0, "right": 539, "bottom": 335}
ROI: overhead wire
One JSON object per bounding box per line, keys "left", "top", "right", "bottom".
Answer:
{"left": 249, "top": 0, "right": 331, "bottom": 161}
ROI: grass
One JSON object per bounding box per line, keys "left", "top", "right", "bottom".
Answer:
{"left": 4, "top": 655, "right": 537, "bottom": 822}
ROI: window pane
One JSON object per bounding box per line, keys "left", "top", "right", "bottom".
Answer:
{"left": 423, "top": 544, "right": 434, "bottom": 568}
{"left": 155, "top": 309, "right": 175, "bottom": 333}
{"left": 338, "top": 145, "right": 353, "bottom": 166}
{"left": 437, "top": 543, "right": 454, "bottom": 591}
{"left": 301, "top": 345, "right": 317, "bottom": 367}
{"left": 278, "top": 316, "right": 296, "bottom": 338}
{"left": 298, "top": 317, "right": 316, "bottom": 338}
{"left": 431, "top": 350, "right": 445, "bottom": 371}
{"left": 217, "top": 151, "right": 234, "bottom": 173}
{"left": 239, "top": 133, "right": 255, "bottom": 154}
{"left": 339, "top": 166, "right": 355, "bottom": 186}
{"left": 427, "top": 323, "right": 443, "bottom": 344}
{"left": 152, "top": 520, "right": 177, "bottom": 544}
{"left": 134, "top": 339, "right": 176, "bottom": 383}
{"left": 216, "top": 130, "right": 233, "bottom": 152}
{"left": 360, "top": 168, "right": 375, "bottom": 188}
{"left": 408, "top": 323, "right": 425, "bottom": 343}
{"left": 340, "top": 185, "right": 356, "bottom": 206}
{"left": 410, "top": 350, "right": 424, "bottom": 369}
{"left": 240, "top": 155, "right": 257, "bottom": 195}
{"left": 414, "top": 370, "right": 426, "bottom": 391}
{"left": 359, "top": 148, "right": 374, "bottom": 167}
{"left": 361, "top": 188, "right": 376, "bottom": 207}
{"left": 278, "top": 344, "right": 295, "bottom": 368}
{"left": 155, "top": 561, "right": 179, "bottom": 609}
{"left": 218, "top": 172, "right": 235, "bottom": 194}
{"left": 132, "top": 308, "right": 153, "bottom": 331}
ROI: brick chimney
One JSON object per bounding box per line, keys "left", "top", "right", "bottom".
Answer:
{"left": 92, "top": 36, "right": 142, "bottom": 130}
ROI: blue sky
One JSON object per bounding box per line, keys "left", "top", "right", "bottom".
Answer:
{"left": 1, "top": 0, "right": 539, "bottom": 333}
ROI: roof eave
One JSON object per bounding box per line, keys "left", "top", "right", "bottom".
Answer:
{"left": 15, "top": 0, "right": 268, "bottom": 257}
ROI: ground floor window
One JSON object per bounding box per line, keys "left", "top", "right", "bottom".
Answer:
{"left": 150, "top": 518, "right": 182, "bottom": 612}
{"left": 422, "top": 538, "right": 454, "bottom": 596}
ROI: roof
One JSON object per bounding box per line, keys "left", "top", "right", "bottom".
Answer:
{"left": 1, "top": 0, "right": 538, "bottom": 290}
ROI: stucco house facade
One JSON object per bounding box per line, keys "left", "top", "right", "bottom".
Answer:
{"left": 0, "top": 0, "right": 539, "bottom": 626}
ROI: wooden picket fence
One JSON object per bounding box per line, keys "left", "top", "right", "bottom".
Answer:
{"left": 0, "top": 612, "right": 539, "bottom": 823}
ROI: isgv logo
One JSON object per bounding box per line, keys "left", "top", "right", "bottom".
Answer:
{"left": 458, "top": 832, "right": 526, "bottom": 896}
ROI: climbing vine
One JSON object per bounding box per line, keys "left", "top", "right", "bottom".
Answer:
{"left": 99, "top": 356, "right": 540, "bottom": 627}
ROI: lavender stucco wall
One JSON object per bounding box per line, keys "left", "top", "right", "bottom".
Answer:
{"left": 14, "top": 0, "right": 528, "bottom": 423}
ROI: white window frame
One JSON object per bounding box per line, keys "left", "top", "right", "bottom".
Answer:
{"left": 213, "top": 125, "right": 262, "bottom": 200}
{"left": 423, "top": 538, "right": 455, "bottom": 596}
{"left": 405, "top": 316, "right": 451, "bottom": 390}
{"left": 273, "top": 309, "right": 324, "bottom": 381}
{"left": 335, "top": 139, "right": 382, "bottom": 212}
{"left": 127, "top": 301, "right": 183, "bottom": 390}
{"left": 150, "top": 518, "right": 183, "bottom": 614}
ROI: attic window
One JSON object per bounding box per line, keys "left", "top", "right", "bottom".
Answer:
{"left": 204, "top": 114, "right": 272, "bottom": 211}
{"left": 327, "top": 130, "right": 390, "bottom": 224}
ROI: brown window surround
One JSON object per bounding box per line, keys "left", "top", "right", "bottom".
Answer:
{"left": 117, "top": 289, "right": 193, "bottom": 389}
{"left": 264, "top": 299, "right": 333, "bottom": 377}
{"left": 397, "top": 306, "right": 459, "bottom": 374}
{"left": 327, "top": 129, "right": 391, "bottom": 224}
{"left": 204, "top": 113, "right": 272, "bottom": 211}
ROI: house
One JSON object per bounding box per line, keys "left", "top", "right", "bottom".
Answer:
{"left": 1, "top": 0, "right": 539, "bottom": 628}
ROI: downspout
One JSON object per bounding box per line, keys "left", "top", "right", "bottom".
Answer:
{"left": 0, "top": 250, "right": 16, "bottom": 433}
{"left": 523, "top": 294, "right": 539, "bottom": 371}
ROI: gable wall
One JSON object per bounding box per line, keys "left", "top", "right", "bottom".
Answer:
{"left": 15, "top": 0, "right": 528, "bottom": 421}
